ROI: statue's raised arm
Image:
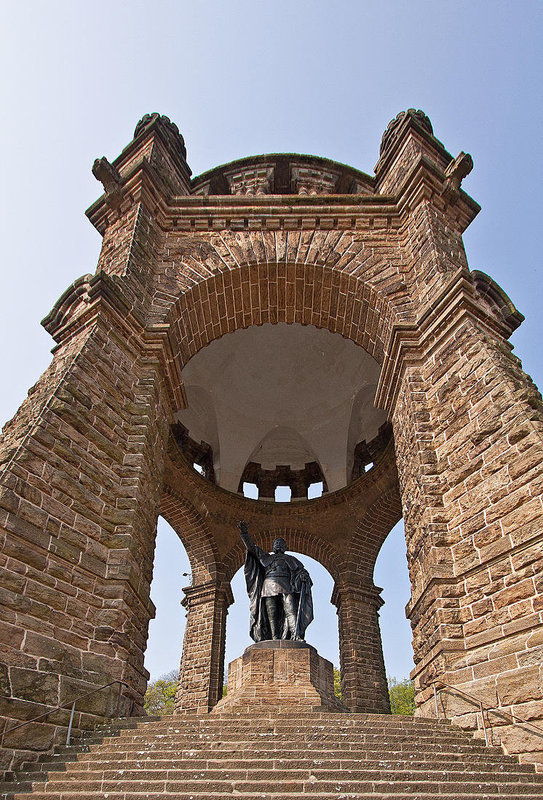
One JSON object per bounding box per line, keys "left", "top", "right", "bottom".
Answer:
{"left": 238, "top": 520, "right": 256, "bottom": 553}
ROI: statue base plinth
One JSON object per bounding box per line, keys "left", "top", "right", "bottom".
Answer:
{"left": 212, "top": 640, "right": 346, "bottom": 714}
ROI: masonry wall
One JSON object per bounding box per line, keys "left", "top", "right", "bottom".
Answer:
{"left": 0, "top": 280, "right": 170, "bottom": 769}
{"left": 399, "top": 316, "right": 543, "bottom": 765}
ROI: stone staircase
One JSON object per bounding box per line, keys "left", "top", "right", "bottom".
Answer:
{"left": 2, "top": 712, "right": 543, "bottom": 799}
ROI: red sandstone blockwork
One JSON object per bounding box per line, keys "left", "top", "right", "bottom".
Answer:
{"left": 214, "top": 642, "right": 346, "bottom": 714}
{"left": 0, "top": 110, "right": 542, "bottom": 776}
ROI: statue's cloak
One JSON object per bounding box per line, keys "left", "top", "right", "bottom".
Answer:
{"left": 244, "top": 547, "right": 314, "bottom": 642}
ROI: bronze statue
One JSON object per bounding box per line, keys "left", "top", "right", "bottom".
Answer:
{"left": 238, "top": 521, "right": 313, "bottom": 642}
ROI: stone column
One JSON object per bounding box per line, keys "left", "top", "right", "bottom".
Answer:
{"left": 332, "top": 582, "right": 390, "bottom": 713}
{"left": 0, "top": 310, "right": 172, "bottom": 768}
{"left": 382, "top": 291, "right": 543, "bottom": 765}
{"left": 175, "top": 581, "right": 233, "bottom": 713}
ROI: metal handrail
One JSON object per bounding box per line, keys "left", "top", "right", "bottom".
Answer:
{"left": 432, "top": 679, "right": 543, "bottom": 746}
{"left": 1, "top": 680, "right": 130, "bottom": 747}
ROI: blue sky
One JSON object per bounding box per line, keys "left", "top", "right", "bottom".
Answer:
{"left": 1, "top": 1, "right": 541, "bottom": 683}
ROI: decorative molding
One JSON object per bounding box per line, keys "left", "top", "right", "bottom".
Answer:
{"left": 375, "top": 270, "right": 517, "bottom": 414}
{"left": 331, "top": 581, "right": 385, "bottom": 610}
{"left": 42, "top": 271, "right": 187, "bottom": 415}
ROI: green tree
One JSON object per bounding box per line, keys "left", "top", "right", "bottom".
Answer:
{"left": 388, "top": 676, "right": 415, "bottom": 715}
{"left": 333, "top": 668, "right": 341, "bottom": 699}
{"left": 144, "top": 669, "right": 178, "bottom": 715}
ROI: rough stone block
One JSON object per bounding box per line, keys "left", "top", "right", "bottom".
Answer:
{"left": 10, "top": 668, "right": 60, "bottom": 706}
{"left": 497, "top": 666, "right": 542, "bottom": 705}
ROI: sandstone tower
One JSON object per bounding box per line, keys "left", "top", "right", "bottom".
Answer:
{"left": 1, "top": 110, "right": 542, "bottom": 771}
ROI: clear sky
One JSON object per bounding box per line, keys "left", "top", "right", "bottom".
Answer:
{"left": 1, "top": 1, "right": 541, "bottom": 684}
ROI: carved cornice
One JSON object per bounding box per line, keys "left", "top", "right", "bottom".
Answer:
{"left": 42, "top": 271, "right": 187, "bottom": 414}
{"left": 392, "top": 153, "right": 480, "bottom": 231}
{"left": 163, "top": 198, "right": 399, "bottom": 236}
{"left": 87, "top": 162, "right": 478, "bottom": 240}
{"left": 375, "top": 269, "right": 519, "bottom": 414}
{"left": 182, "top": 580, "right": 234, "bottom": 609}
{"left": 331, "top": 581, "right": 384, "bottom": 610}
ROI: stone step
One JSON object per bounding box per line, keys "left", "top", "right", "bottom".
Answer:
{"left": 8, "top": 792, "right": 543, "bottom": 800}
{"left": 39, "top": 754, "right": 534, "bottom": 773}
{"left": 82, "top": 738, "right": 491, "bottom": 754}
{"left": 69, "top": 748, "right": 510, "bottom": 768}
{"left": 78, "top": 740, "right": 506, "bottom": 757}
{"left": 13, "top": 780, "right": 543, "bottom": 796}
{"left": 98, "top": 721, "right": 458, "bottom": 735}
{"left": 16, "top": 767, "right": 543, "bottom": 786}
{"left": 84, "top": 726, "right": 472, "bottom": 741}
{"left": 117, "top": 715, "right": 453, "bottom": 726}
{"left": 80, "top": 728, "right": 494, "bottom": 743}
{"left": 117, "top": 714, "right": 457, "bottom": 728}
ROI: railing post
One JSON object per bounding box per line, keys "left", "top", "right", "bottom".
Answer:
{"left": 66, "top": 700, "right": 76, "bottom": 746}
{"left": 479, "top": 700, "right": 489, "bottom": 746}
{"left": 116, "top": 681, "right": 122, "bottom": 718}
{"left": 433, "top": 684, "right": 440, "bottom": 720}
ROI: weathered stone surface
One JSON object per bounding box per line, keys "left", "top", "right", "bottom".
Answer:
{"left": 498, "top": 666, "right": 543, "bottom": 705}
{"left": 2, "top": 721, "right": 56, "bottom": 751}
{"left": 214, "top": 641, "right": 346, "bottom": 714}
{"left": 0, "top": 662, "right": 9, "bottom": 696}
{"left": 10, "top": 668, "right": 59, "bottom": 706}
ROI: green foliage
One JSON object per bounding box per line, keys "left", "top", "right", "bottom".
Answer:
{"left": 144, "top": 669, "right": 177, "bottom": 715}
{"left": 143, "top": 669, "right": 415, "bottom": 715}
{"left": 388, "top": 676, "right": 415, "bottom": 715}
{"left": 333, "top": 668, "right": 341, "bottom": 699}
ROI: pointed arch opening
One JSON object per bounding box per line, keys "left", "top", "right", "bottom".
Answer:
{"left": 226, "top": 551, "right": 340, "bottom": 675}
{"left": 144, "top": 517, "right": 191, "bottom": 686}
{"left": 374, "top": 519, "right": 414, "bottom": 685}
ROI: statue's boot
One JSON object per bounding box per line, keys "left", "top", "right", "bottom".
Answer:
{"left": 265, "top": 596, "right": 282, "bottom": 639}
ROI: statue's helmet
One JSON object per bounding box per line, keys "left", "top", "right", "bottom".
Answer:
{"left": 272, "top": 537, "right": 287, "bottom": 552}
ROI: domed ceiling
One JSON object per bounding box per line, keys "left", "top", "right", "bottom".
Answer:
{"left": 175, "top": 323, "right": 387, "bottom": 497}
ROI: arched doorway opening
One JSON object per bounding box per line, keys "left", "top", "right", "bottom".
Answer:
{"left": 374, "top": 519, "right": 414, "bottom": 684}
{"left": 225, "top": 553, "right": 339, "bottom": 677}
{"left": 163, "top": 310, "right": 401, "bottom": 715}
{"left": 144, "top": 517, "right": 191, "bottom": 684}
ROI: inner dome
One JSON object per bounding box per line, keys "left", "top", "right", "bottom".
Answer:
{"left": 175, "top": 323, "right": 388, "bottom": 498}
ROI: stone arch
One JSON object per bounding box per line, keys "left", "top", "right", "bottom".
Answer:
{"left": 2, "top": 115, "right": 542, "bottom": 764}
{"left": 223, "top": 526, "right": 343, "bottom": 585}
{"left": 160, "top": 487, "right": 221, "bottom": 585}
{"left": 165, "top": 259, "right": 405, "bottom": 375}
{"left": 345, "top": 487, "right": 404, "bottom": 583}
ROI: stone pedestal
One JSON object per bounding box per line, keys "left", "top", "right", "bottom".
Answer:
{"left": 212, "top": 640, "right": 346, "bottom": 713}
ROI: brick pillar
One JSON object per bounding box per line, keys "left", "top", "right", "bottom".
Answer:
{"left": 175, "top": 581, "right": 233, "bottom": 713}
{"left": 384, "top": 296, "right": 543, "bottom": 765}
{"left": 0, "top": 310, "right": 171, "bottom": 769}
{"left": 332, "top": 582, "right": 390, "bottom": 713}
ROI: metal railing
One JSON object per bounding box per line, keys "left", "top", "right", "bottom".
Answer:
{"left": 432, "top": 679, "right": 543, "bottom": 747}
{"left": 1, "top": 680, "right": 130, "bottom": 747}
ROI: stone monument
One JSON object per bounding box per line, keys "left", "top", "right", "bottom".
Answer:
{"left": 0, "top": 110, "right": 542, "bottom": 770}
